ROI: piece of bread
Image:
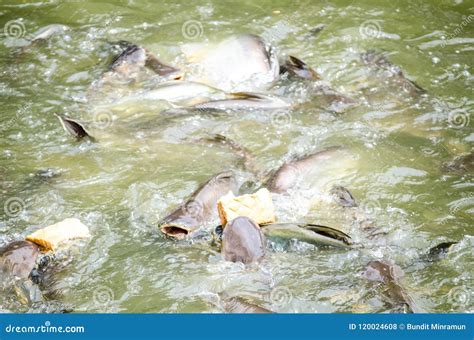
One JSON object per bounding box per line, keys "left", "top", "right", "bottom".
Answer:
{"left": 25, "top": 218, "right": 90, "bottom": 251}
{"left": 217, "top": 188, "right": 275, "bottom": 226}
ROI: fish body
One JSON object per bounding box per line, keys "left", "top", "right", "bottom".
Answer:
{"left": 364, "top": 260, "right": 420, "bottom": 313}
{"left": 160, "top": 171, "right": 238, "bottom": 238}
{"left": 267, "top": 146, "right": 350, "bottom": 193}
{"left": 191, "top": 92, "right": 290, "bottom": 111}
{"left": 113, "top": 80, "right": 227, "bottom": 107}
{"left": 262, "top": 223, "right": 352, "bottom": 248}
{"left": 184, "top": 34, "right": 279, "bottom": 92}
{"left": 361, "top": 50, "right": 425, "bottom": 96}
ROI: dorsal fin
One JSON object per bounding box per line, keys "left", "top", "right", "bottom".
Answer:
{"left": 54, "top": 114, "right": 92, "bottom": 140}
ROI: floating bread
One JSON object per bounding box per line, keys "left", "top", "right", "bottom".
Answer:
{"left": 217, "top": 188, "right": 275, "bottom": 226}
{"left": 26, "top": 218, "right": 90, "bottom": 251}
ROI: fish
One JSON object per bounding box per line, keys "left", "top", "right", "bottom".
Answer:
{"left": 310, "top": 84, "right": 358, "bottom": 112}
{"left": 29, "top": 24, "right": 68, "bottom": 44}
{"left": 55, "top": 113, "right": 93, "bottom": 140}
{"left": 441, "top": 152, "right": 474, "bottom": 174}
{"left": 261, "top": 223, "right": 352, "bottom": 248}
{"left": 188, "top": 92, "right": 291, "bottom": 112}
{"left": 364, "top": 260, "right": 421, "bottom": 313}
{"left": 183, "top": 34, "right": 279, "bottom": 92}
{"left": 99, "top": 42, "right": 182, "bottom": 84}
{"left": 109, "top": 80, "right": 227, "bottom": 108}
{"left": 192, "top": 92, "right": 291, "bottom": 111}
{"left": 421, "top": 241, "right": 458, "bottom": 262}
{"left": 0, "top": 241, "right": 40, "bottom": 279}
{"left": 197, "top": 134, "right": 257, "bottom": 173}
{"left": 308, "top": 24, "right": 326, "bottom": 36}
{"left": 330, "top": 185, "right": 358, "bottom": 207}
{"left": 266, "top": 146, "right": 354, "bottom": 193}
{"left": 218, "top": 292, "right": 273, "bottom": 313}
{"left": 360, "top": 50, "right": 425, "bottom": 96}
{"left": 221, "top": 216, "right": 265, "bottom": 264}
{"left": 159, "top": 171, "right": 238, "bottom": 239}
{"left": 280, "top": 56, "right": 321, "bottom": 80}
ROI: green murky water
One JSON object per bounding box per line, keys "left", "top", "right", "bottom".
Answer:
{"left": 0, "top": 0, "right": 472, "bottom": 313}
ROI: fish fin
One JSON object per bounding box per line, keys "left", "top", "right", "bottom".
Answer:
{"left": 330, "top": 185, "right": 358, "bottom": 207}
{"left": 108, "top": 43, "right": 143, "bottom": 71}
{"left": 298, "top": 223, "right": 352, "bottom": 245}
{"left": 405, "top": 78, "right": 426, "bottom": 94}
{"left": 280, "top": 55, "right": 321, "bottom": 80}
{"left": 144, "top": 49, "right": 183, "bottom": 79}
{"left": 228, "top": 92, "right": 266, "bottom": 100}
{"left": 309, "top": 24, "right": 326, "bottom": 36}
{"left": 200, "top": 134, "right": 257, "bottom": 172}
{"left": 54, "top": 114, "right": 92, "bottom": 140}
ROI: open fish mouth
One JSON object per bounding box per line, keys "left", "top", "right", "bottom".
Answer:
{"left": 159, "top": 224, "right": 193, "bottom": 239}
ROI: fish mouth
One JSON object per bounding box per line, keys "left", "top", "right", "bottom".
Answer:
{"left": 160, "top": 224, "right": 191, "bottom": 239}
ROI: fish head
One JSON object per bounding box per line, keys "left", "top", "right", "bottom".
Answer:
{"left": 221, "top": 216, "right": 265, "bottom": 264}
{"left": 364, "top": 260, "right": 404, "bottom": 283}
{"left": 0, "top": 241, "right": 40, "bottom": 279}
